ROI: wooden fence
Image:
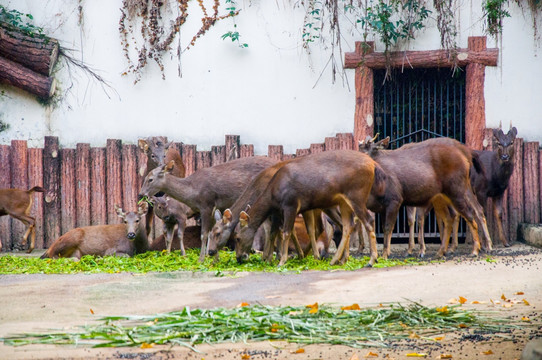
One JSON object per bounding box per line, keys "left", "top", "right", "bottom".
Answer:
{"left": 0, "top": 131, "right": 540, "bottom": 251}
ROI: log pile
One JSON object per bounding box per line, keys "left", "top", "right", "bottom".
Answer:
{"left": 0, "top": 22, "right": 59, "bottom": 99}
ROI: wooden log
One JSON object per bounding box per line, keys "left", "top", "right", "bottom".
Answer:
{"left": 507, "top": 138, "right": 524, "bottom": 242}
{"left": 344, "top": 44, "right": 499, "bottom": 69}
{"left": 0, "top": 144, "right": 11, "bottom": 250}
{"left": 211, "top": 145, "right": 226, "bottom": 166}
{"left": 9, "top": 140, "right": 28, "bottom": 250}
{"left": 225, "top": 135, "right": 240, "bottom": 161}
{"left": 106, "top": 140, "right": 123, "bottom": 224}
{"left": 60, "top": 149, "right": 76, "bottom": 235}
{"left": 268, "top": 145, "right": 284, "bottom": 161}
{"left": 0, "top": 55, "right": 55, "bottom": 99}
{"left": 0, "top": 25, "right": 59, "bottom": 76}
{"left": 137, "top": 144, "right": 147, "bottom": 191}
{"left": 75, "top": 144, "right": 91, "bottom": 228}
{"left": 27, "top": 148, "right": 43, "bottom": 249}
{"left": 43, "top": 136, "right": 61, "bottom": 247}
{"left": 196, "top": 151, "right": 212, "bottom": 170}
{"left": 296, "top": 148, "right": 311, "bottom": 157}
{"left": 240, "top": 144, "right": 254, "bottom": 158}
{"left": 324, "top": 137, "right": 339, "bottom": 151}
{"left": 310, "top": 143, "right": 325, "bottom": 154}
{"left": 337, "top": 133, "right": 355, "bottom": 150}
{"left": 465, "top": 37, "right": 487, "bottom": 151}
{"left": 181, "top": 144, "right": 196, "bottom": 176}
{"left": 90, "top": 147, "right": 107, "bottom": 226}
{"left": 282, "top": 154, "right": 295, "bottom": 161}
{"left": 122, "top": 144, "right": 139, "bottom": 211}
{"left": 523, "top": 142, "right": 540, "bottom": 224}
{"left": 353, "top": 42, "right": 375, "bottom": 144}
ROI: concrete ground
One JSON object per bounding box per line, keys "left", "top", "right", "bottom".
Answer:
{"left": 0, "top": 242, "right": 541, "bottom": 359}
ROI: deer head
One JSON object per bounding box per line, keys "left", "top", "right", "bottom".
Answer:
{"left": 358, "top": 134, "right": 389, "bottom": 157}
{"left": 493, "top": 127, "right": 517, "bottom": 164}
{"left": 115, "top": 203, "right": 148, "bottom": 240}
{"left": 138, "top": 136, "right": 175, "bottom": 169}
{"left": 139, "top": 160, "right": 176, "bottom": 198}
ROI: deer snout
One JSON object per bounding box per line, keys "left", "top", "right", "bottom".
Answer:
{"left": 236, "top": 253, "right": 249, "bottom": 264}
{"left": 501, "top": 154, "right": 510, "bottom": 161}
{"left": 208, "top": 249, "right": 217, "bottom": 256}
{"left": 127, "top": 232, "right": 136, "bottom": 240}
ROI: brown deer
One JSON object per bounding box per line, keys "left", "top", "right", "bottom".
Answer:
{"left": 150, "top": 225, "right": 202, "bottom": 251}
{"left": 235, "top": 150, "right": 384, "bottom": 266}
{"left": 40, "top": 203, "right": 149, "bottom": 259}
{"left": 139, "top": 156, "right": 278, "bottom": 262}
{"left": 150, "top": 195, "right": 195, "bottom": 255}
{"left": 138, "top": 136, "right": 186, "bottom": 241}
{"left": 359, "top": 136, "right": 491, "bottom": 259}
{"left": 0, "top": 186, "right": 45, "bottom": 253}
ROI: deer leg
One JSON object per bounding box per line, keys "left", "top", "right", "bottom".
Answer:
{"left": 415, "top": 207, "right": 427, "bottom": 258}
{"left": 264, "top": 218, "right": 281, "bottom": 263}
{"left": 198, "top": 210, "right": 212, "bottom": 262}
{"left": 406, "top": 207, "right": 416, "bottom": 255}
{"left": 434, "top": 203, "right": 453, "bottom": 258}
{"left": 382, "top": 202, "right": 400, "bottom": 260}
{"left": 451, "top": 194, "right": 482, "bottom": 257}
{"left": 493, "top": 195, "right": 509, "bottom": 247}
{"left": 278, "top": 208, "right": 297, "bottom": 266}
{"left": 468, "top": 192, "right": 492, "bottom": 252}
{"left": 11, "top": 214, "right": 35, "bottom": 252}
{"left": 449, "top": 207, "right": 460, "bottom": 253}
{"left": 165, "top": 224, "right": 175, "bottom": 254}
{"left": 145, "top": 206, "right": 154, "bottom": 240}
{"left": 330, "top": 203, "right": 354, "bottom": 266}
{"left": 353, "top": 204, "right": 377, "bottom": 267}
{"left": 302, "top": 211, "right": 319, "bottom": 259}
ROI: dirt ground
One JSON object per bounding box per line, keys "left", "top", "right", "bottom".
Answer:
{"left": 0, "top": 242, "right": 541, "bottom": 360}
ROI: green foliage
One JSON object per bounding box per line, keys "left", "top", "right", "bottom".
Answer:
{"left": 0, "top": 249, "right": 433, "bottom": 275}
{"left": 483, "top": 0, "right": 511, "bottom": 36}
{"left": 0, "top": 5, "right": 44, "bottom": 38}
{"left": 222, "top": 0, "right": 248, "bottom": 48}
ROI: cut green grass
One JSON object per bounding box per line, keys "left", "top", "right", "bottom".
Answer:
{"left": 1, "top": 302, "right": 523, "bottom": 350}
{"left": 0, "top": 249, "right": 434, "bottom": 275}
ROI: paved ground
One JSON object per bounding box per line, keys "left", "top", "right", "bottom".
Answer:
{"left": 0, "top": 242, "right": 541, "bottom": 359}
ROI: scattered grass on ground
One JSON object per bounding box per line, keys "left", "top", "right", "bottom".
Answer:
{"left": 1, "top": 302, "right": 525, "bottom": 350}
{"left": 0, "top": 249, "right": 435, "bottom": 275}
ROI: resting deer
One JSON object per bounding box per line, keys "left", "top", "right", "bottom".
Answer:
{"left": 40, "top": 203, "right": 149, "bottom": 259}
{"left": 138, "top": 136, "right": 186, "bottom": 241}
{"left": 0, "top": 186, "right": 45, "bottom": 253}
{"left": 359, "top": 136, "right": 492, "bottom": 259}
{"left": 235, "top": 150, "right": 385, "bottom": 266}
{"left": 139, "top": 156, "right": 278, "bottom": 262}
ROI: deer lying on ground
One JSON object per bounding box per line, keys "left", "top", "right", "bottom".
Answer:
{"left": 138, "top": 136, "right": 186, "bottom": 241}
{"left": 139, "top": 156, "right": 278, "bottom": 262}
{"left": 0, "top": 186, "right": 45, "bottom": 253}
{"left": 359, "top": 136, "right": 491, "bottom": 259}
{"left": 235, "top": 150, "right": 385, "bottom": 266}
{"left": 150, "top": 225, "right": 202, "bottom": 251}
{"left": 409, "top": 127, "right": 518, "bottom": 254}
{"left": 40, "top": 203, "right": 149, "bottom": 259}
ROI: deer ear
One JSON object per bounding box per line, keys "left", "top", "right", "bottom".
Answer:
{"left": 214, "top": 209, "right": 222, "bottom": 223}
{"left": 493, "top": 128, "right": 504, "bottom": 142}
{"left": 138, "top": 202, "right": 149, "bottom": 216}
{"left": 115, "top": 204, "right": 125, "bottom": 218}
{"left": 509, "top": 127, "right": 517, "bottom": 138}
{"left": 165, "top": 141, "right": 174, "bottom": 150}
{"left": 138, "top": 139, "right": 149, "bottom": 153}
{"left": 378, "top": 137, "right": 390, "bottom": 149}
{"left": 163, "top": 160, "right": 175, "bottom": 174}
{"left": 223, "top": 209, "right": 232, "bottom": 224}
{"left": 239, "top": 211, "right": 250, "bottom": 227}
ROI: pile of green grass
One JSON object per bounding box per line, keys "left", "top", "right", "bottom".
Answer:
{"left": 2, "top": 302, "right": 520, "bottom": 349}
{"left": 0, "top": 249, "right": 432, "bottom": 275}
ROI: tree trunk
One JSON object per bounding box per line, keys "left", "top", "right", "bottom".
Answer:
{"left": 0, "top": 55, "right": 55, "bottom": 99}
{"left": 0, "top": 23, "right": 59, "bottom": 76}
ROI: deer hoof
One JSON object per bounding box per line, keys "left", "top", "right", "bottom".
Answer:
{"left": 503, "top": 241, "right": 511, "bottom": 248}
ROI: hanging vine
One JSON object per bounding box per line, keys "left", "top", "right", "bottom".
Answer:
{"left": 433, "top": 0, "right": 458, "bottom": 69}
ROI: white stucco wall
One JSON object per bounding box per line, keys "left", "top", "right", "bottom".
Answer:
{"left": 0, "top": 0, "right": 541, "bottom": 154}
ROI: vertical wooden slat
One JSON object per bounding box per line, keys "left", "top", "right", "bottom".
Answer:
{"left": 296, "top": 148, "right": 310, "bottom": 157}
{"left": 43, "top": 136, "right": 61, "bottom": 247}
{"left": 353, "top": 41, "right": 375, "bottom": 145}
{"left": 282, "top": 154, "right": 295, "bottom": 161}
{"left": 196, "top": 151, "right": 212, "bottom": 170}
{"left": 106, "top": 139, "right": 123, "bottom": 224}
{"left": 310, "top": 143, "right": 325, "bottom": 154}
{"left": 225, "top": 135, "right": 240, "bottom": 161}
{"left": 137, "top": 145, "right": 148, "bottom": 190}
{"left": 27, "top": 148, "right": 44, "bottom": 249}
{"left": 90, "top": 147, "right": 107, "bottom": 226}
{"left": 10, "top": 140, "right": 28, "bottom": 250}
{"left": 523, "top": 142, "right": 540, "bottom": 224}
{"left": 181, "top": 144, "right": 196, "bottom": 176}
{"left": 122, "top": 144, "right": 139, "bottom": 211}
{"left": 60, "top": 148, "right": 76, "bottom": 235}
{"left": 465, "top": 37, "right": 487, "bottom": 151}
{"left": 268, "top": 145, "right": 283, "bottom": 161}
{"left": 539, "top": 147, "right": 542, "bottom": 224}
{"left": 240, "top": 144, "right": 254, "bottom": 158}
{"left": 507, "top": 138, "right": 524, "bottom": 242}
{"left": 325, "top": 137, "right": 339, "bottom": 151}
{"left": 211, "top": 145, "right": 226, "bottom": 166}
{"left": 75, "top": 144, "right": 91, "bottom": 228}
{"left": 337, "top": 133, "right": 355, "bottom": 150}
{"left": 0, "top": 145, "right": 12, "bottom": 250}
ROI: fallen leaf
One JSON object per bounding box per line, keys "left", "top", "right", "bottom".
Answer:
{"left": 90, "top": 308, "right": 94, "bottom": 314}
{"left": 436, "top": 306, "right": 449, "bottom": 314}
{"left": 482, "top": 350, "right": 493, "bottom": 355}
{"left": 350, "top": 354, "right": 361, "bottom": 360}
{"left": 290, "top": 348, "right": 305, "bottom": 354}
{"left": 406, "top": 353, "right": 427, "bottom": 357}
{"left": 237, "top": 302, "right": 250, "bottom": 307}
{"left": 306, "top": 302, "right": 318, "bottom": 314}
{"left": 501, "top": 294, "right": 507, "bottom": 301}
{"left": 448, "top": 298, "right": 459, "bottom": 304}
{"left": 471, "top": 301, "right": 480, "bottom": 304}
{"left": 241, "top": 354, "right": 251, "bottom": 360}
{"left": 522, "top": 316, "right": 531, "bottom": 322}
{"left": 515, "top": 291, "right": 524, "bottom": 295}
{"left": 439, "top": 355, "right": 453, "bottom": 359}
{"left": 140, "top": 342, "right": 154, "bottom": 349}
{"left": 400, "top": 322, "right": 408, "bottom": 328}
{"left": 433, "top": 336, "right": 445, "bottom": 341}
{"left": 523, "top": 299, "right": 530, "bottom": 306}
{"left": 341, "top": 303, "right": 361, "bottom": 311}
{"left": 458, "top": 324, "right": 469, "bottom": 328}
{"left": 270, "top": 323, "right": 280, "bottom": 332}
{"left": 364, "top": 352, "right": 378, "bottom": 358}
{"left": 458, "top": 296, "right": 467, "bottom": 304}
{"left": 409, "top": 332, "right": 420, "bottom": 339}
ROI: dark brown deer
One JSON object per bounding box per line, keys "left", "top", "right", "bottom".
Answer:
{"left": 139, "top": 156, "right": 278, "bottom": 262}
{"left": 150, "top": 195, "right": 195, "bottom": 255}
{"left": 138, "top": 136, "right": 186, "bottom": 241}
{"left": 150, "top": 225, "right": 202, "bottom": 251}
{"left": 40, "top": 203, "right": 149, "bottom": 259}
{"left": 235, "top": 150, "right": 384, "bottom": 266}
{"left": 359, "top": 136, "right": 492, "bottom": 259}
{"left": 0, "top": 186, "right": 45, "bottom": 253}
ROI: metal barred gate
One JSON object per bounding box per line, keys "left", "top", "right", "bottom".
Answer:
{"left": 373, "top": 68, "right": 467, "bottom": 241}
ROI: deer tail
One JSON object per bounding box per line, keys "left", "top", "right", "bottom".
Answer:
{"left": 28, "top": 186, "right": 46, "bottom": 193}
{"left": 372, "top": 163, "right": 387, "bottom": 197}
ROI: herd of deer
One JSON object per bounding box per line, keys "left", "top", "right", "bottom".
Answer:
{"left": 0, "top": 127, "right": 518, "bottom": 267}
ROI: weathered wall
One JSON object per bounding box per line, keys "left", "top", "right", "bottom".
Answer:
{"left": 0, "top": 1, "right": 541, "bottom": 153}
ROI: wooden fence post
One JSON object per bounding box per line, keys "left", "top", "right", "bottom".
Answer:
{"left": 60, "top": 148, "right": 76, "bottom": 235}
{"left": 28, "top": 148, "right": 44, "bottom": 249}
{"left": 310, "top": 143, "right": 325, "bottom": 154}
{"left": 508, "top": 138, "right": 524, "bottom": 242}
{"left": 0, "top": 144, "right": 11, "bottom": 250}
{"left": 225, "top": 135, "right": 240, "bottom": 161}
{"left": 90, "top": 147, "right": 107, "bottom": 226}
{"left": 10, "top": 140, "right": 28, "bottom": 250}
{"left": 268, "top": 145, "right": 284, "bottom": 161}
{"left": 523, "top": 142, "right": 540, "bottom": 224}
{"left": 181, "top": 144, "right": 196, "bottom": 176}
{"left": 43, "top": 136, "right": 61, "bottom": 247}
{"left": 211, "top": 145, "right": 226, "bottom": 166}
{"left": 106, "top": 139, "right": 123, "bottom": 224}
{"left": 75, "top": 144, "right": 91, "bottom": 228}
{"left": 240, "top": 144, "right": 254, "bottom": 158}
{"left": 324, "top": 137, "right": 339, "bottom": 151}
{"left": 196, "top": 151, "right": 212, "bottom": 170}
{"left": 122, "top": 144, "right": 140, "bottom": 211}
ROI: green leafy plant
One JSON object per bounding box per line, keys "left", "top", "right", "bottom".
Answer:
{"left": 483, "top": 0, "right": 511, "bottom": 36}
{"left": 221, "top": 0, "right": 248, "bottom": 48}
{"left": 0, "top": 5, "right": 44, "bottom": 38}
